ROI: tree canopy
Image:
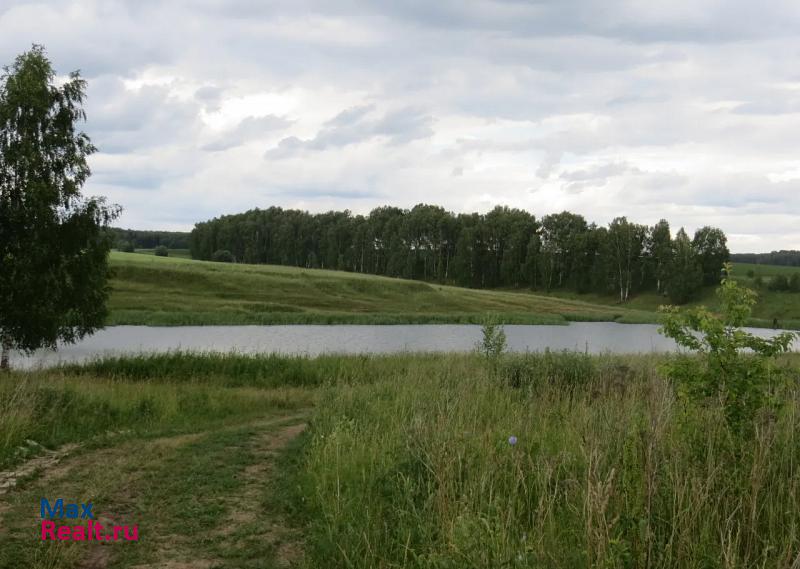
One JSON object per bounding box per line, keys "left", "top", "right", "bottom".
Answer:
{"left": 191, "top": 205, "right": 728, "bottom": 304}
{"left": 0, "top": 46, "right": 118, "bottom": 369}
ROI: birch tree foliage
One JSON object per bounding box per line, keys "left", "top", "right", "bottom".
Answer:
{"left": 0, "top": 46, "right": 119, "bottom": 369}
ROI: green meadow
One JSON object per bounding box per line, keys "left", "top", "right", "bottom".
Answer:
{"left": 2, "top": 352, "right": 800, "bottom": 568}
{"left": 106, "top": 251, "right": 655, "bottom": 326}
{"left": 106, "top": 252, "right": 800, "bottom": 329}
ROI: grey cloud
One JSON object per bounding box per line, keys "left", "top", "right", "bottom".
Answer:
{"left": 536, "top": 152, "right": 562, "bottom": 179}
{"left": 560, "top": 162, "right": 638, "bottom": 183}
{"left": 619, "top": 172, "right": 800, "bottom": 211}
{"left": 275, "top": 187, "right": 384, "bottom": 200}
{"left": 373, "top": 108, "right": 435, "bottom": 145}
{"left": 92, "top": 169, "right": 165, "bottom": 191}
{"left": 328, "top": 105, "right": 376, "bottom": 127}
{"left": 195, "top": 86, "right": 224, "bottom": 101}
{"left": 85, "top": 77, "right": 202, "bottom": 154}
{"left": 194, "top": 85, "right": 226, "bottom": 112}
{"left": 732, "top": 98, "right": 800, "bottom": 115}
{"left": 267, "top": 106, "right": 434, "bottom": 157}
{"left": 202, "top": 115, "right": 293, "bottom": 152}
{"left": 353, "top": 0, "right": 800, "bottom": 44}
{"left": 559, "top": 162, "right": 641, "bottom": 193}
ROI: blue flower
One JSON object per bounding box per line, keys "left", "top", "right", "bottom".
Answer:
{"left": 508, "top": 435, "right": 518, "bottom": 446}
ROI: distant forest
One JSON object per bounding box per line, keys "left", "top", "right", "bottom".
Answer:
{"left": 189, "top": 205, "right": 730, "bottom": 303}
{"left": 731, "top": 251, "right": 800, "bottom": 267}
{"left": 110, "top": 228, "right": 190, "bottom": 250}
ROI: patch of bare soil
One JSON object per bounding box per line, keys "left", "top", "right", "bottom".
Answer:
{"left": 77, "top": 545, "right": 113, "bottom": 569}
{"left": 0, "top": 442, "right": 79, "bottom": 497}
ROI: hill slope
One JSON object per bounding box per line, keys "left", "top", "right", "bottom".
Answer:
{"left": 107, "top": 254, "right": 800, "bottom": 328}
{"left": 537, "top": 262, "right": 800, "bottom": 329}
{"left": 107, "top": 252, "right": 655, "bottom": 326}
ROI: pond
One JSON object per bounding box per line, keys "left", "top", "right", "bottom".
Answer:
{"left": 10, "top": 322, "right": 799, "bottom": 369}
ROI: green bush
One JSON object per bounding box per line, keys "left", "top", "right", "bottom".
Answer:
{"left": 790, "top": 273, "right": 800, "bottom": 293}
{"left": 769, "top": 274, "right": 789, "bottom": 291}
{"left": 659, "top": 264, "right": 797, "bottom": 431}
{"left": 211, "top": 249, "right": 235, "bottom": 263}
{"left": 154, "top": 245, "right": 169, "bottom": 257}
{"left": 478, "top": 316, "right": 507, "bottom": 360}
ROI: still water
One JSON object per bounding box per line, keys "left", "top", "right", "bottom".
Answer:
{"left": 10, "top": 323, "right": 799, "bottom": 369}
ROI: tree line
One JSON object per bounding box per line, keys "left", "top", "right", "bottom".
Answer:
{"left": 110, "top": 228, "right": 190, "bottom": 251}
{"left": 190, "top": 205, "right": 729, "bottom": 304}
{"left": 731, "top": 250, "right": 800, "bottom": 267}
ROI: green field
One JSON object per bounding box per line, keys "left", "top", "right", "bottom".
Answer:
{"left": 2, "top": 352, "right": 799, "bottom": 567}
{"left": 736, "top": 262, "right": 800, "bottom": 276}
{"left": 106, "top": 252, "right": 800, "bottom": 328}
{"left": 107, "top": 252, "right": 656, "bottom": 326}
{"left": 541, "top": 262, "right": 800, "bottom": 329}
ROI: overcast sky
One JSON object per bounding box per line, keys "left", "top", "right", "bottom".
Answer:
{"left": 2, "top": 1, "right": 799, "bottom": 252}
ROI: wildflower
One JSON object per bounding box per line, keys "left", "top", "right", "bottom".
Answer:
{"left": 508, "top": 435, "right": 517, "bottom": 446}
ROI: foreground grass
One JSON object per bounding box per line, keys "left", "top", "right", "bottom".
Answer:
{"left": 0, "top": 364, "right": 315, "bottom": 470}
{"left": 107, "top": 252, "right": 655, "bottom": 326}
{"left": 292, "top": 352, "right": 800, "bottom": 568}
{"left": 0, "top": 415, "right": 308, "bottom": 568}
{"left": 3, "top": 352, "right": 800, "bottom": 568}
{"left": 0, "top": 355, "right": 319, "bottom": 569}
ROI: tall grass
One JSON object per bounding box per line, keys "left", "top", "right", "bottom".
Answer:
{"left": 293, "top": 352, "right": 800, "bottom": 568}
{"left": 0, "top": 368, "right": 314, "bottom": 469}
{"left": 59, "top": 352, "right": 476, "bottom": 387}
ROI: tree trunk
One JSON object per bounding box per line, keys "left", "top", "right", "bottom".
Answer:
{"left": 0, "top": 335, "right": 10, "bottom": 371}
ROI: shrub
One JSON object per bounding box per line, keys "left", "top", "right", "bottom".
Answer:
{"left": 211, "top": 249, "right": 235, "bottom": 263}
{"left": 790, "top": 273, "right": 800, "bottom": 293}
{"left": 478, "top": 316, "right": 506, "bottom": 360}
{"left": 659, "top": 263, "right": 796, "bottom": 431}
{"left": 154, "top": 245, "right": 169, "bottom": 257}
{"left": 118, "top": 241, "right": 135, "bottom": 253}
{"left": 768, "top": 274, "right": 789, "bottom": 291}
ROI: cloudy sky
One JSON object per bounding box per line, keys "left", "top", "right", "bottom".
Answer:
{"left": 2, "top": 0, "right": 799, "bottom": 252}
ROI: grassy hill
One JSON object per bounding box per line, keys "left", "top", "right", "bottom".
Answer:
{"left": 106, "top": 253, "right": 800, "bottom": 328}
{"left": 541, "top": 262, "right": 800, "bottom": 329}
{"left": 107, "top": 252, "right": 657, "bottom": 326}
